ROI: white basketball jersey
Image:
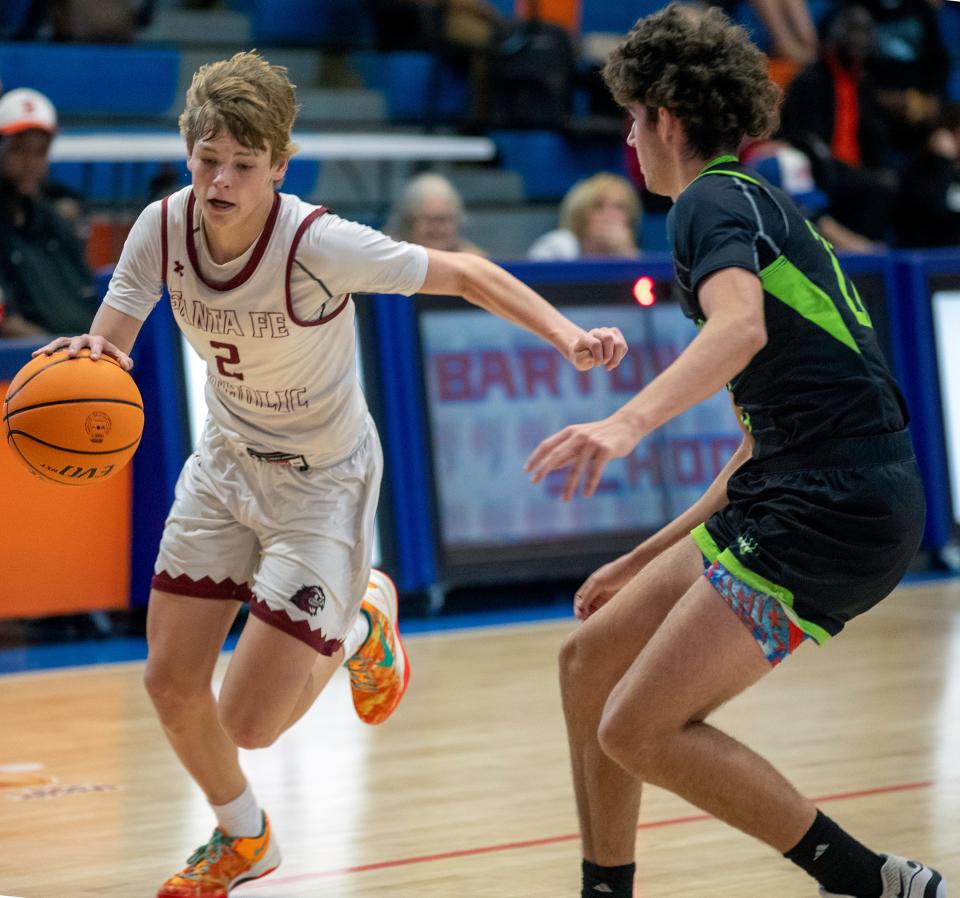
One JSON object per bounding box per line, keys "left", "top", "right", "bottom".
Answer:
{"left": 104, "top": 186, "right": 427, "bottom": 466}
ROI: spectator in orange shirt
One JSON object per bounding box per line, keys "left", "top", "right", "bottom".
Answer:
{"left": 779, "top": 4, "right": 898, "bottom": 242}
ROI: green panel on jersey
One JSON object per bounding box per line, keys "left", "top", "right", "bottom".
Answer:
{"left": 804, "top": 220, "right": 873, "bottom": 328}
{"left": 759, "top": 256, "right": 860, "bottom": 354}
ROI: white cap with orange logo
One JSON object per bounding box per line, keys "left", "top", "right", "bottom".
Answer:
{"left": 0, "top": 88, "right": 57, "bottom": 136}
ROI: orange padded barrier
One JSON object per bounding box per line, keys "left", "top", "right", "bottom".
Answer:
{"left": 0, "top": 378, "right": 132, "bottom": 618}
{"left": 86, "top": 217, "right": 133, "bottom": 270}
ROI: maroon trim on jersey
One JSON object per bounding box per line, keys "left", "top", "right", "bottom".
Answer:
{"left": 151, "top": 570, "right": 254, "bottom": 602}
{"left": 250, "top": 596, "right": 345, "bottom": 655}
{"left": 160, "top": 195, "right": 169, "bottom": 286}
{"left": 285, "top": 207, "right": 350, "bottom": 327}
{"left": 185, "top": 191, "right": 281, "bottom": 292}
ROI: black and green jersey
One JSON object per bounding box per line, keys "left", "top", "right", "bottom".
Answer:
{"left": 667, "top": 155, "right": 908, "bottom": 459}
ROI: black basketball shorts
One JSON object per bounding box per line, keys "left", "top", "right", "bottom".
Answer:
{"left": 691, "top": 430, "right": 925, "bottom": 645}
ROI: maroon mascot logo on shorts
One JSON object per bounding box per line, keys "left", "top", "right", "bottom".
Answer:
{"left": 292, "top": 584, "right": 326, "bottom": 616}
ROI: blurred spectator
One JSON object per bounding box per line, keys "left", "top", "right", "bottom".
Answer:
{"left": 0, "top": 88, "right": 97, "bottom": 338}
{"left": 896, "top": 103, "right": 960, "bottom": 248}
{"left": 7, "top": 0, "right": 153, "bottom": 41}
{"left": 752, "top": 0, "right": 818, "bottom": 65}
{"left": 386, "top": 172, "right": 486, "bottom": 254}
{"left": 861, "top": 0, "right": 949, "bottom": 142}
{"left": 366, "top": 0, "right": 505, "bottom": 127}
{"left": 483, "top": 12, "right": 577, "bottom": 130}
{"left": 707, "top": 0, "right": 818, "bottom": 65}
{"left": 779, "top": 4, "right": 898, "bottom": 242}
{"left": 528, "top": 173, "right": 641, "bottom": 261}
{"left": 741, "top": 137, "right": 881, "bottom": 252}
{"left": 367, "top": 0, "right": 502, "bottom": 52}
{"left": 42, "top": 179, "right": 87, "bottom": 237}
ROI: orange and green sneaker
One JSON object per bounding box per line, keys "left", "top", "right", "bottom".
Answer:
{"left": 156, "top": 812, "right": 280, "bottom": 898}
{"left": 346, "top": 568, "right": 410, "bottom": 725}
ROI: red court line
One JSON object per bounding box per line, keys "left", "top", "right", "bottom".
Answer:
{"left": 243, "top": 779, "right": 932, "bottom": 888}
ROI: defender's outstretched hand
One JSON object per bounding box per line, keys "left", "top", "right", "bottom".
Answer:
{"left": 570, "top": 327, "right": 628, "bottom": 372}
{"left": 573, "top": 553, "right": 641, "bottom": 620}
{"left": 33, "top": 334, "right": 133, "bottom": 371}
{"left": 525, "top": 415, "right": 641, "bottom": 501}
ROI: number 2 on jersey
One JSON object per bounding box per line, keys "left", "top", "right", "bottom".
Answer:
{"left": 210, "top": 341, "right": 244, "bottom": 380}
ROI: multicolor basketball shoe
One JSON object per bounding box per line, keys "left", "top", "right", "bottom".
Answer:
{"left": 156, "top": 812, "right": 280, "bottom": 898}
{"left": 346, "top": 568, "right": 410, "bottom": 725}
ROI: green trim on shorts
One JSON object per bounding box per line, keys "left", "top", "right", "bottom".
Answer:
{"left": 691, "top": 523, "right": 832, "bottom": 645}
{"left": 715, "top": 548, "right": 832, "bottom": 646}
{"left": 691, "top": 522, "right": 722, "bottom": 562}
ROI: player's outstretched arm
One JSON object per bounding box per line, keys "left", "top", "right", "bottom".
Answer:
{"left": 32, "top": 304, "right": 143, "bottom": 371}
{"left": 572, "top": 430, "right": 753, "bottom": 620}
{"left": 525, "top": 267, "right": 766, "bottom": 500}
{"left": 420, "top": 248, "right": 627, "bottom": 372}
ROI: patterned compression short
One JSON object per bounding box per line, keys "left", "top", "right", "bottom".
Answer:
{"left": 705, "top": 560, "right": 810, "bottom": 666}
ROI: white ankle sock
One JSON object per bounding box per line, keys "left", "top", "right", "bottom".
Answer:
{"left": 211, "top": 781, "right": 262, "bottom": 838}
{"left": 342, "top": 609, "right": 371, "bottom": 660}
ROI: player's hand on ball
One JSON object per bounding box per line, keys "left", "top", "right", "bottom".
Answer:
{"left": 570, "top": 327, "right": 627, "bottom": 372}
{"left": 33, "top": 334, "right": 133, "bottom": 371}
{"left": 525, "top": 415, "right": 640, "bottom": 501}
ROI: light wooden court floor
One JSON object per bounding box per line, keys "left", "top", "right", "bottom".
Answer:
{"left": 1, "top": 579, "right": 958, "bottom": 897}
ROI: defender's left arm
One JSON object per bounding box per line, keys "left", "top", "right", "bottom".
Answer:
{"left": 526, "top": 266, "right": 766, "bottom": 499}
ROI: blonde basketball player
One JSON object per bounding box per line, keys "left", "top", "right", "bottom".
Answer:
{"left": 35, "top": 52, "right": 628, "bottom": 898}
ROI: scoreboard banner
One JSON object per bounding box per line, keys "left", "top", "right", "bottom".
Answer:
{"left": 418, "top": 302, "right": 742, "bottom": 552}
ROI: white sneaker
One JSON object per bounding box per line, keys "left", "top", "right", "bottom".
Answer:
{"left": 819, "top": 854, "right": 946, "bottom": 898}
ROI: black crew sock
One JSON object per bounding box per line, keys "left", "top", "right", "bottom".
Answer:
{"left": 784, "top": 810, "right": 885, "bottom": 898}
{"left": 581, "top": 859, "right": 635, "bottom": 898}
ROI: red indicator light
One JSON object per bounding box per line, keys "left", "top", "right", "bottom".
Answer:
{"left": 633, "top": 276, "right": 656, "bottom": 306}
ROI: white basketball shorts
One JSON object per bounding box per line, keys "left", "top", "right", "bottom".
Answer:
{"left": 152, "top": 416, "right": 383, "bottom": 655}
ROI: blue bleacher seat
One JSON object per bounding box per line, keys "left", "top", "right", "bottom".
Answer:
{"left": 48, "top": 157, "right": 318, "bottom": 206}
{"left": 352, "top": 51, "right": 468, "bottom": 123}
{"left": 251, "top": 0, "right": 374, "bottom": 46}
{"left": 806, "top": 0, "right": 835, "bottom": 26}
{"left": 941, "top": 3, "right": 960, "bottom": 83}
{"left": 949, "top": 67, "right": 960, "bottom": 103}
{"left": 580, "top": 1, "right": 663, "bottom": 35}
{"left": 281, "top": 158, "right": 322, "bottom": 199}
{"left": 491, "top": 130, "right": 627, "bottom": 201}
{"left": 0, "top": 0, "right": 32, "bottom": 38}
{"left": 0, "top": 44, "right": 179, "bottom": 117}
{"left": 486, "top": 0, "right": 515, "bottom": 16}
{"left": 95, "top": 265, "right": 115, "bottom": 301}
{"left": 49, "top": 160, "right": 187, "bottom": 205}
{"left": 726, "top": 1, "right": 772, "bottom": 54}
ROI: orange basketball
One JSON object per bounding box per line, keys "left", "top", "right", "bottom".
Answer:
{"left": 2, "top": 349, "right": 144, "bottom": 486}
